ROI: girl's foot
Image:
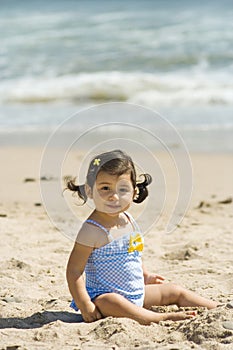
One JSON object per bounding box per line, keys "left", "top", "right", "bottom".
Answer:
{"left": 164, "top": 311, "right": 196, "bottom": 322}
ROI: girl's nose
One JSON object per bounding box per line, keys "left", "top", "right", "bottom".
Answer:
{"left": 109, "top": 191, "right": 119, "bottom": 201}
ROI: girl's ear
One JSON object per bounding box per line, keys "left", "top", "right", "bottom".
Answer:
{"left": 85, "top": 183, "right": 93, "bottom": 198}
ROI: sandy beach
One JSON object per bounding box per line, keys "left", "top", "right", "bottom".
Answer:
{"left": 0, "top": 146, "right": 232, "bottom": 350}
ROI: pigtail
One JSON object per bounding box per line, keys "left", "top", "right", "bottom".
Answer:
{"left": 133, "top": 173, "right": 152, "bottom": 204}
{"left": 66, "top": 178, "right": 87, "bottom": 204}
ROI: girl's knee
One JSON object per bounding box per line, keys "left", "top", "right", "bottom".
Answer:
{"left": 166, "top": 283, "right": 185, "bottom": 299}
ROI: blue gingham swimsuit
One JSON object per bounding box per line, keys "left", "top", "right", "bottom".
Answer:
{"left": 70, "top": 213, "right": 145, "bottom": 311}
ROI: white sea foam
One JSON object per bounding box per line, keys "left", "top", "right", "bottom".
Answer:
{"left": 1, "top": 71, "right": 232, "bottom": 107}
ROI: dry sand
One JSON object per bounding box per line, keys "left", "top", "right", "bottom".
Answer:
{"left": 0, "top": 147, "right": 233, "bottom": 350}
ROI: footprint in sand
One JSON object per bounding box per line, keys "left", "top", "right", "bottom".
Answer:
{"left": 163, "top": 246, "right": 199, "bottom": 261}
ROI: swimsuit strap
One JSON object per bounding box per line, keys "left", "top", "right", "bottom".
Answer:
{"left": 124, "top": 211, "right": 141, "bottom": 232}
{"left": 85, "top": 219, "right": 110, "bottom": 235}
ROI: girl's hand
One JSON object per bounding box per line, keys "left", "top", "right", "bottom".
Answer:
{"left": 80, "top": 301, "right": 102, "bottom": 323}
{"left": 144, "top": 273, "right": 165, "bottom": 285}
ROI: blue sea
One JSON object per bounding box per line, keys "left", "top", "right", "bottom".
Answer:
{"left": 0, "top": 0, "right": 233, "bottom": 151}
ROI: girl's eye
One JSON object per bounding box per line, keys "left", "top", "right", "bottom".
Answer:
{"left": 118, "top": 187, "right": 130, "bottom": 194}
{"left": 101, "top": 186, "right": 110, "bottom": 191}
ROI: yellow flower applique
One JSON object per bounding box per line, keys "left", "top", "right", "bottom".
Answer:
{"left": 93, "top": 158, "right": 101, "bottom": 166}
{"left": 128, "top": 233, "right": 144, "bottom": 253}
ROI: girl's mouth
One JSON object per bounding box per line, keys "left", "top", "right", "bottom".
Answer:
{"left": 106, "top": 204, "right": 121, "bottom": 209}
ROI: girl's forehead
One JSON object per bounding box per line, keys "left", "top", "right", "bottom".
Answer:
{"left": 96, "top": 171, "right": 131, "bottom": 184}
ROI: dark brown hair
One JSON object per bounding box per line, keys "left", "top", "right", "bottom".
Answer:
{"left": 66, "top": 149, "right": 152, "bottom": 204}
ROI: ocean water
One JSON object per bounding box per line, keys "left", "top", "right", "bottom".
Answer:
{"left": 0, "top": 0, "right": 233, "bottom": 151}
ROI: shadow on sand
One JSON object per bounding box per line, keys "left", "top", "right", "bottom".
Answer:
{"left": 0, "top": 310, "right": 83, "bottom": 329}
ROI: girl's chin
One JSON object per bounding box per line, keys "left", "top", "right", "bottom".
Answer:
{"left": 105, "top": 208, "right": 123, "bottom": 215}
{"left": 100, "top": 204, "right": 130, "bottom": 215}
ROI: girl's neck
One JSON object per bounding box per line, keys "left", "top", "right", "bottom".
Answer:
{"left": 89, "top": 210, "right": 128, "bottom": 229}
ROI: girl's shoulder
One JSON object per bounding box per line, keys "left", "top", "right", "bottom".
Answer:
{"left": 75, "top": 220, "right": 109, "bottom": 248}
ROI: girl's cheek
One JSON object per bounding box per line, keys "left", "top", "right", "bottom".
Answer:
{"left": 121, "top": 193, "right": 133, "bottom": 204}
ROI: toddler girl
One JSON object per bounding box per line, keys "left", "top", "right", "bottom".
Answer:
{"left": 66, "top": 149, "right": 217, "bottom": 325}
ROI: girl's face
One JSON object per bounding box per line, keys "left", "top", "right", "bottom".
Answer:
{"left": 89, "top": 171, "right": 135, "bottom": 215}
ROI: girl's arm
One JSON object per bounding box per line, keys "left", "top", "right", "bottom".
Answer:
{"left": 142, "top": 263, "right": 165, "bottom": 285}
{"left": 66, "top": 242, "right": 102, "bottom": 322}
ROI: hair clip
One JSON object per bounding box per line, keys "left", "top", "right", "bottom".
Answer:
{"left": 93, "top": 158, "right": 101, "bottom": 166}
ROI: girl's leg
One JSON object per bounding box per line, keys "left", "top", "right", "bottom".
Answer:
{"left": 144, "top": 283, "right": 218, "bottom": 310}
{"left": 94, "top": 292, "right": 196, "bottom": 325}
